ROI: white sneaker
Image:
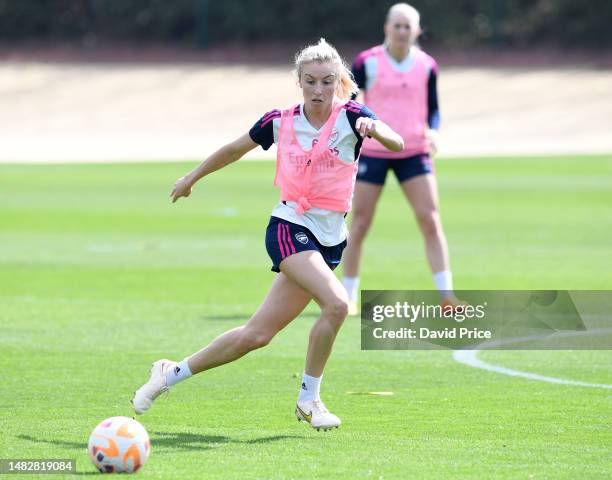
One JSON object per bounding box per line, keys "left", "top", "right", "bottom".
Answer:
{"left": 295, "top": 399, "right": 341, "bottom": 430}
{"left": 132, "top": 359, "right": 176, "bottom": 415}
{"left": 348, "top": 301, "right": 359, "bottom": 316}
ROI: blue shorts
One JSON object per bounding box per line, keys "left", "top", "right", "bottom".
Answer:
{"left": 357, "top": 153, "right": 433, "bottom": 185}
{"left": 265, "top": 217, "right": 347, "bottom": 273}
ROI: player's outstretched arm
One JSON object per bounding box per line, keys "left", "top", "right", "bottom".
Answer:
{"left": 355, "top": 117, "right": 404, "bottom": 152}
{"left": 170, "top": 133, "right": 258, "bottom": 203}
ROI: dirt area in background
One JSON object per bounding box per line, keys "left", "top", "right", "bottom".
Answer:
{"left": 2, "top": 44, "right": 611, "bottom": 162}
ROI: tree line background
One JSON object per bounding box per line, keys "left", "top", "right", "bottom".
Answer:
{"left": 1, "top": 0, "right": 610, "bottom": 48}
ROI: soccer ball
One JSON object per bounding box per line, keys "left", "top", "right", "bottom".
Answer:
{"left": 88, "top": 416, "right": 150, "bottom": 474}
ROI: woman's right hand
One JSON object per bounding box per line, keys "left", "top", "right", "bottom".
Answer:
{"left": 170, "top": 175, "right": 194, "bottom": 203}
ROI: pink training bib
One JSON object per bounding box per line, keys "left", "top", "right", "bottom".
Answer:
{"left": 274, "top": 101, "right": 358, "bottom": 215}
{"left": 361, "top": 46, "right": 431, "bottom": 159}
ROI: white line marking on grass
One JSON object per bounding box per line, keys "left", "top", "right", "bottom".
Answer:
{"left": 212, "top": 207, "right": 238, "bottom": 217}
{"left": 87, "top": 243, "right": 145, "bottom": 253}
{"left": 86, "top": 239, "right": 247, "bottom": 253}
{"left": 452, "top": 328, "right": 612, "bottom": 389}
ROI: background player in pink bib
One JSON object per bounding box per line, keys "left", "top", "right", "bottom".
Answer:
{"left": 341, "top": 3, "right": 464, "bottom": 314}
{"left": 131, "top": 39, "right": 403, "bottom": 430}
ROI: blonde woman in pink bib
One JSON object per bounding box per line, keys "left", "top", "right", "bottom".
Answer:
{"left": 342, "top": 3, "right": 465, "bottom": 315}
{"left": 132, "top": 39, "right": 403, "bottom": 430}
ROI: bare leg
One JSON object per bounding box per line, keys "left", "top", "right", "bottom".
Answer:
{"left": 342, "top": 181, "right": 384, "bottom": 277}
{"left": 279, "top": 251, "right": 349, "bottom": 377}
{"left": 400, "top": 174, "right": 450, "bottom": 273}
{"left": 187, "top": 273, "right": 312, "bottom": 374}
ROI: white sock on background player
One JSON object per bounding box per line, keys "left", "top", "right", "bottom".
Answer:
{"left": 433, "top": 270, "right": 453, "bottom": 299}
{"left": 345, "top": 272, "right": 454, "bottom": 300}
{"left": 342, "top": 276, "right": 360, "bottom": 302}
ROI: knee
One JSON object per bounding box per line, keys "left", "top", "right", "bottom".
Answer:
{"left": 238, "top": 327, "right": 274, "bottom": 351}
{"left": 350, "top": 214, "right": 373, "bottom": 239}
{"left": 322, "top": 298, "right": 350, "bottom": 326}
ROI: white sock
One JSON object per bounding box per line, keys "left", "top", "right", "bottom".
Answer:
{"left": 433, "top": 270, "right": 453, "bottom": 299}
{"left": 166, "top": 359, "right": 193, "bottom": 387}
{"left": 298, "top": 373, "right": 321, "bottom": 403}
{"left": 342, "top": 276, "right": 360, "bottom": 302}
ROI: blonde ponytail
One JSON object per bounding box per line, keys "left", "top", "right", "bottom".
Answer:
{"left": 294, "top": 38, "right": 358, "bottom": 100}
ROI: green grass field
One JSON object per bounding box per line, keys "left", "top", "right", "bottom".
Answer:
{"left": 1, "top": 156, "right": 611, "bottom": 479}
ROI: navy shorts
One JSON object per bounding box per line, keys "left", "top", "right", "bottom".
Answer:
{"left": 265, "top": 217, "right": 347, "bottom": 273}
{"left": 357, "top": 153, "right": 433, "bottom": 185}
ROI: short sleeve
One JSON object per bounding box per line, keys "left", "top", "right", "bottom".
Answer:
{"left": 344, "top": 101, "right": 378, "bottom": 136}
{"left": 357, "top": 104, "right": 377, "bottom": 120}
{"left": 248, "top": 109, "right": 280, "bottom": 151}
{"left": 343, "top": 101, "right": 379, "bottom": 157}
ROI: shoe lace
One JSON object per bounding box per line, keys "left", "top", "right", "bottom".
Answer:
{"left": 160, "top": 361, "right": 175, "bottom": 389}
{"left": 156, "top": 363, "right": 172, "bottom": 398}
{"left": 312, "top": 399, "right": 329, "bottom": 414}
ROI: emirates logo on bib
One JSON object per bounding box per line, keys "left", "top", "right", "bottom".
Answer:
{"left": 295, "top": 232, "right": 308, "bottom": 244}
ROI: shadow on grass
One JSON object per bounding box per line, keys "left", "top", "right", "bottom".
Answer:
{"left": 17, "top": 431, "right": 309, "bottom": 475}
{"left": 17, "top": 434, "right": 89, "bottom": 451}
{"left": 17, "top": 431, "right": 307, "bottom": 454}
{"left": 199, "top": 314, "right": 251, "bottom": 321}
{"left": 150, "top": 431, "right": 306, "bottom": 449}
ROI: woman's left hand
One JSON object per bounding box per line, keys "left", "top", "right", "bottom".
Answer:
{"left": 355, "top": 117, "right": 377, "bottom": 138}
